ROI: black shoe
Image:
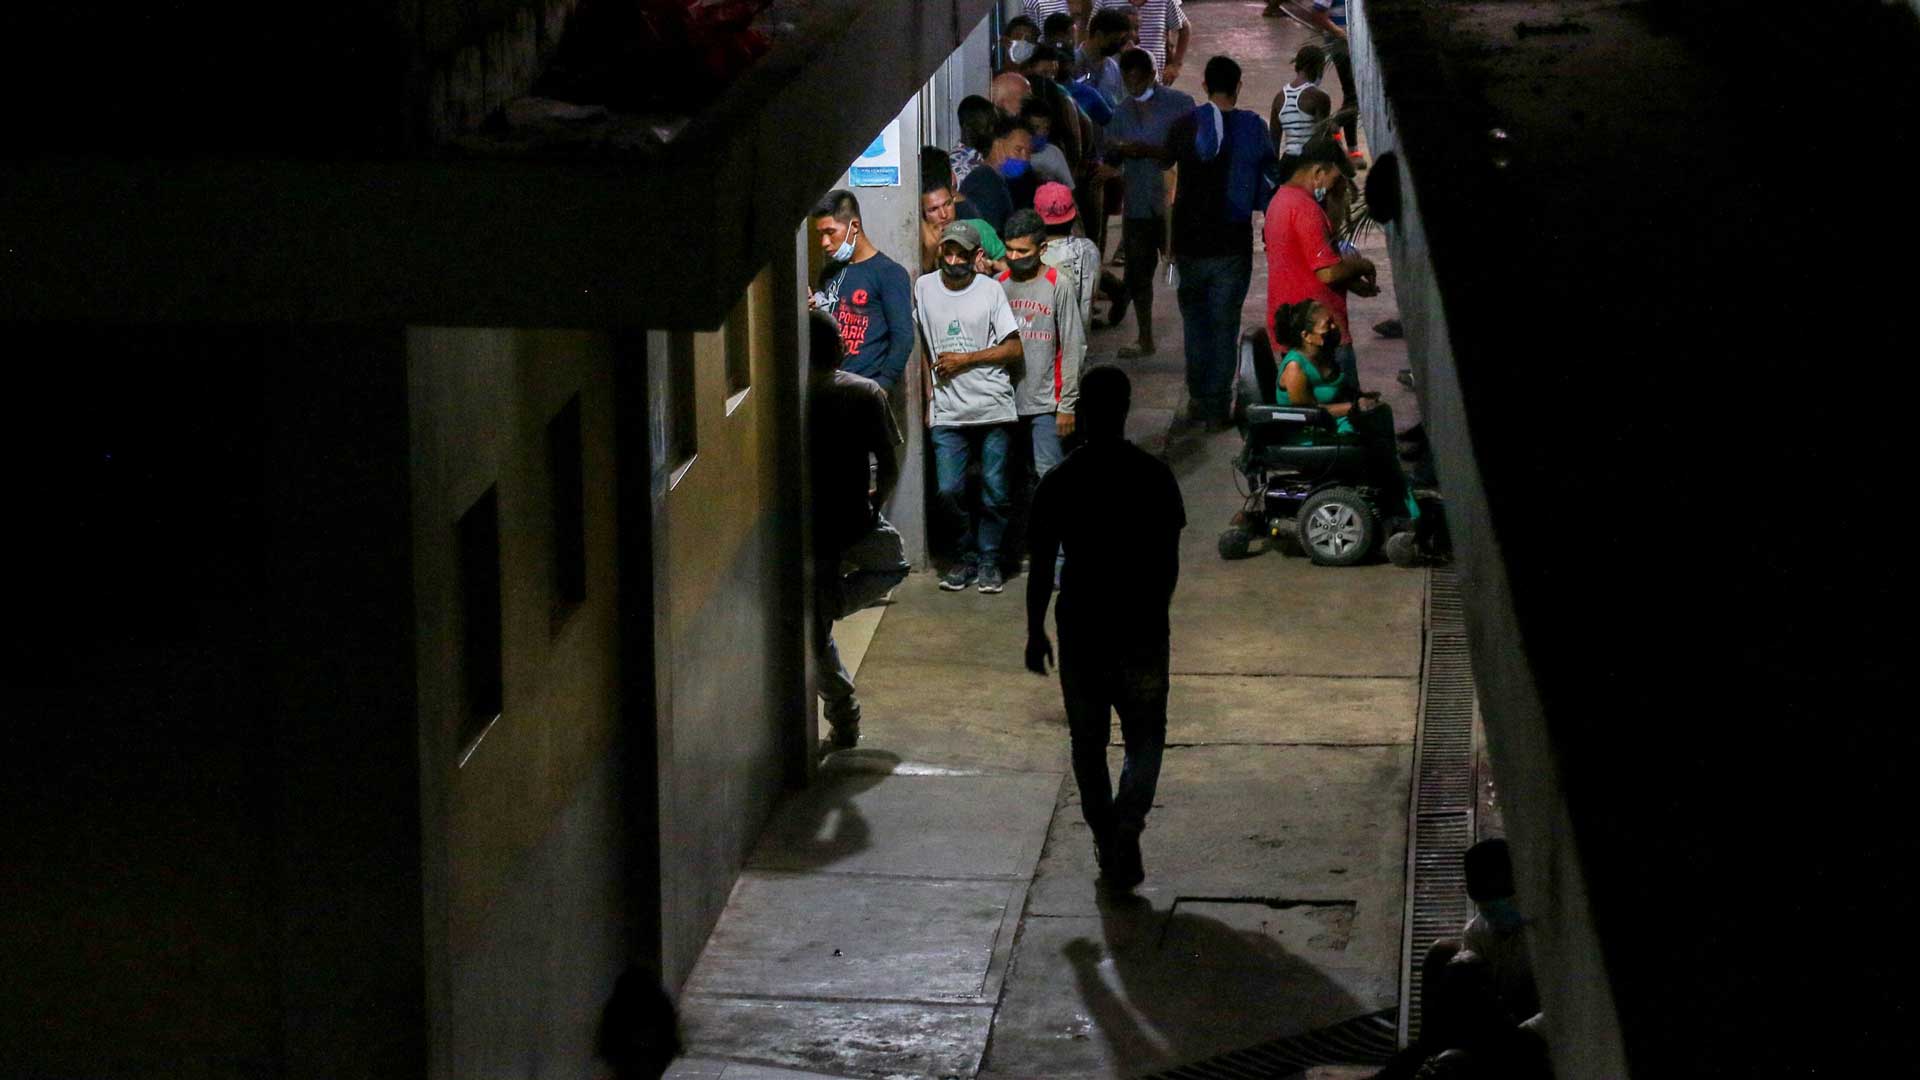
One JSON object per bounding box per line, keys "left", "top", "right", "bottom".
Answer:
{"left": 1374, "top": 317, "right": 1405, "bottom": 339}
{"left": 823, "top": 698, "right": 861, "bottom": 751}
{"left": 1104, "top": 289, "right": 1131, "bottom": 328}
{"left": 939, "top": 562, "right": 977, "bottom": 591}
{"left": 1105, "top": 823, "right": 1145, "bottom": 890}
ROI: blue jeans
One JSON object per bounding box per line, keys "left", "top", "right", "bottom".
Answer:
{"left": 1174, "top": 252, "right": 1254, "bottom": 420}
{"left": 933, "top": 423, "right": 1013, "bottom": 566}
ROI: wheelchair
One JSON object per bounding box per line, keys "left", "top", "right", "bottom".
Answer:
{"left": 1219, "top": 327, "right": 1447, "bottom": 567}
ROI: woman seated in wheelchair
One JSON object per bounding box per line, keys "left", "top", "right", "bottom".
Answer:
{"left": 1271, "top": 298, "right": 1417, "bottom": 514}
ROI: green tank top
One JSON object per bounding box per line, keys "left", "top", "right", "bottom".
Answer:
{"left": 1279, "top": 349, "right": 1356, "bottom": 437}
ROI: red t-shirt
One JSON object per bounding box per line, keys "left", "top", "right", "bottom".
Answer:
{"left": 1263, "top": 185, "right": 1347, "bottom": 338}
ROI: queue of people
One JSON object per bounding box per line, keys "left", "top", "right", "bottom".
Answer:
{"left": 806, "top": 0, "right": 1402, "bottom": 896}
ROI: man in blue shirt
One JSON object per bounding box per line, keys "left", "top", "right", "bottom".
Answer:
{"left": 1102, "top": 48, "right": 1194, "bottom": 359}
{"left": 810, "top": 190, "right": 915, "bottom": 395}
{"left": 1166, "top": 55, "right": 1279, "bottom": 429}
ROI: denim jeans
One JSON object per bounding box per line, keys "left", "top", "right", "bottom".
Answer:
{"left": 933, "top": 423, "right": 1013, "bottom": 565}
{"left": 1174, "top": 252, "right": 1254, "bottom": 420}
{"left": 1059, "top": 638, "right": 1170, "bottom": 841}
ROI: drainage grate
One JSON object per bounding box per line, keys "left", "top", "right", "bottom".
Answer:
{"left": 1398, "top": 568, "right": 1478, "bottom": 1046}
{"left": 1141, "top": 1009, "right": 1399, "bottom": 1079}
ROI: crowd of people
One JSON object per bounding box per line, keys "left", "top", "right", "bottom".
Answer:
{"left": 804, "top": 0, "right": 1395, "bottom": 873}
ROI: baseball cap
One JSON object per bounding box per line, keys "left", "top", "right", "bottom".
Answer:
{"left": 938, "top": 220, "right": 983, "bottom": 251}
{"left": 1034, "top": 181, "right": 1077, "bottom": 225}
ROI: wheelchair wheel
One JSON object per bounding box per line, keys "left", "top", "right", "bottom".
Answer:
{"left": 1298, "top": 487, "right": 1378, "bottom": 566}
{"left": 1218, "top": 527, "right": 1254, "bottom": 560}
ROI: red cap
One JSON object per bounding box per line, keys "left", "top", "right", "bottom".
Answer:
{"left": 1034, "top": 181, "right": 1077, "bottom": 225}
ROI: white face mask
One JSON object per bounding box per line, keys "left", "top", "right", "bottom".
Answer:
{"left": 832, "top": 225, "right": 858, "bottom": 263}
{"left": 1009, "top": 40, "right": 1036, "bottom": 64}
{"left": 1133, "top": 86, "right": 1155, "bottom": 103}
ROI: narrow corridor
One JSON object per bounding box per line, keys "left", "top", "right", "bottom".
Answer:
{"left": 667, "top": 9, "right": 1428, "bottom": 1076}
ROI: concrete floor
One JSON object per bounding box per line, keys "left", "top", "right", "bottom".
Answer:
{"left": 671, "top": 5, "right": 1424, "bottom": 1077}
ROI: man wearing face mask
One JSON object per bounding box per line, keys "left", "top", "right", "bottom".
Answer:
{"left": 810, "top": 189, "right": 915, "bottom": 395}
{"left": 913, "top": 222, "right": 1024, "bottom": 595}
{"left": 963, "top": 115, "right": 1029, "bottom": 230}
{"left": 1077, "top": 7, "right": 1132, "bottom": 107}
{"left": 1101, "top": 47, "right": 1193, "bottom": 359}
{"left": 1262, "top": 134, "right": 1373, "bottom": 393}
{"left": 1014, "top": 46, "right": 1086, "bottom": 179}
{"left": 999, "top": 15, "right": 1040, "bottom": 73}
{"left": 1018, "top": 99, "right": 1076, "bottom": 192}
{"left": 998, "top": 209, "right": 1086, "bottom": 556}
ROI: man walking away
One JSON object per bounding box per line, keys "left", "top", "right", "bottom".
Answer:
{"left": 1168, "top": 55, "right": 1279, "bottom": 429}
{"left": 914, "top": 222, "right": 1024, "bottom": 595}
{"left": 811, "top": 190, "right": 915, "bottom": 395}
{"left": 1000, "top": 208, "right": 1087, "bottom": 575}
{"left": 1270, "top": 44, "right": 1332, "bottom": 166}
{"left": 1101, "top": 47, "right": 1193, "bottom": 358}
{"left": 807, "top": 312, "right": 910, "bottom": 750}
{"left": 1025, "top": 365, "right": 1185, "bottom": 889}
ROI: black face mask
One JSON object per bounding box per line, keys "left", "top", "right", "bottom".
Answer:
{"left": 1006, "top": 253, "right": 1042, "bottom": 276}
{"left": 1100, "top": 40, "right": 1123, "bottom": 57}
{"left": 941, "top": 260, "right": 974, "bottom": 282}
{"left": 1323, "top": 326, "right": 1343, "bottom": 352}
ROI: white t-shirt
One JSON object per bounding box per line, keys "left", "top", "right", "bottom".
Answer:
{"left": 913, "top": 272, "right": 1021, "bottom": 426}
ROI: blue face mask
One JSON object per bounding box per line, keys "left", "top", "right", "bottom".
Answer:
{"left": 1000, "top": 157, "right": 1030, "bottom": 179}
{"left": 1031, "top": 135, "right": 1050, "bottom": 154}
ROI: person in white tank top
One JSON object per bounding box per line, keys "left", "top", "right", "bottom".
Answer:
{"left": 1270, "top": 43, "right": 1332, "bottom": 158}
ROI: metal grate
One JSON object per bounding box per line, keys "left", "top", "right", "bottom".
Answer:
{"left": 1141, "top": 1009, "right": 1399, "bottom": 1080}
{"left": 1398, "top": 568, "right": 1478, "bottom": 1045}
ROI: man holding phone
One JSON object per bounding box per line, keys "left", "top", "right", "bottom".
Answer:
{"left": 1264, "top": 133, "right": 1374, "bottom": 392}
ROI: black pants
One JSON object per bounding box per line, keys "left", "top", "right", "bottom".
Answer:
{"left": 1060, "top": 636, "right": 1170, "bottom": 842}
{"left": 1121, "top": 215, "right": 1164, "bottom": 328}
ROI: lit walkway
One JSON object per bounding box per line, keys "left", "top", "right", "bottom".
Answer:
{"left": 671, "top": 5, "right": 1425, "bottom": 1077}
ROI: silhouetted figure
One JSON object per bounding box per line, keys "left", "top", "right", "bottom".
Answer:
{"left": 1024, "top": 365, "right": 1185, "bottom": 889}
{"left": 807, "top": 310, "right": 909, "bottom": 749}
{"left": 596, "top": 967, "right": 681, "bottom": 1080}
{"left": 1462, "top": 837, "right": 1539, "bottom": 1020}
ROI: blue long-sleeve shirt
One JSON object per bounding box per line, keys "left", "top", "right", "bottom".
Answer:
{"left": 832, "top": 252, "right": 915, "bottom": 392}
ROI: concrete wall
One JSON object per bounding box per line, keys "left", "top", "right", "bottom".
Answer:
{"left": 1346, "top": 7, "right": 1631, "bottom": 1076}
{"left": 407, "top": 327, "right": 628, "bottom": 1079}
{"left": 647, "top": 266, "right": 810, "bottom": 990}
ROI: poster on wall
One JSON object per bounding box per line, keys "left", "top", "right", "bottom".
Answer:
{"left": 850, "top": 119, "right": 901, "bottom": 187}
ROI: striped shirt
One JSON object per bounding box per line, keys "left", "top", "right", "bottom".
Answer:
{"left": 1024, "top": 0, "right": 1074, "bottom": 20}
{"left": 1275, "top": 81, "right": 1319, "bottom": 155}
{"left": 1094, "top": 0, "right": 1188, "bottom": 74}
